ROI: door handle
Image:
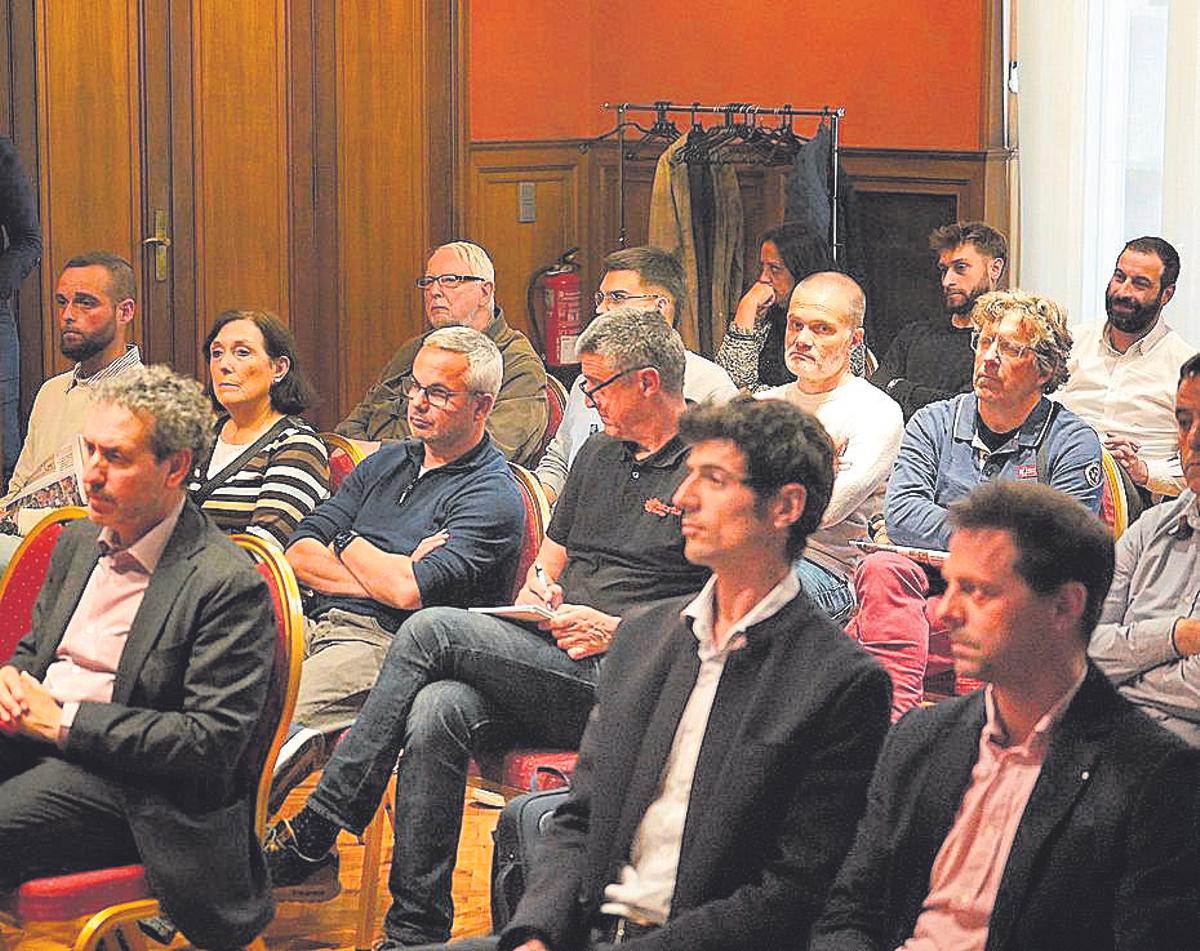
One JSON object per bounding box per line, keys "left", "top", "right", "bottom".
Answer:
{"left": 143, "top": 209, "right": 171, "bottom": 281}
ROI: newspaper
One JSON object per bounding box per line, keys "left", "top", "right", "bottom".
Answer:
{"left": 0, "top": 436, "right": 87, "bottom": 535}
{"left": 850, "top": 538, "right": 949, "bottom": 568}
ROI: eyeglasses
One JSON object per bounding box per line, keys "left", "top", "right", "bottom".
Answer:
{"left": 580, "top": 365, "right": 651, "bottom": 406}
{"left": 971, "top": 330, "right": 1030, "bottom": 362}
{"left": 400, "top": 375, "right": 478, "bottom": 409}
{"left": 593, "top": 290, "right": 664, "bottom": 308}
{"left": 415, "top": 274, "right": 486, "bottom": 290}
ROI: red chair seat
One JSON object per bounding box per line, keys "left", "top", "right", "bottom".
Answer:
{"left": 471, "top": 748, "right": 578, "bottom": 792}
{"left": 16, "top": 865, "right": 149, "bottom": 921}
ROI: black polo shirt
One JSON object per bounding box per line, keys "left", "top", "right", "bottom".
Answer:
{"left": 548, "top": 432, "right": 709, "bottom": 617}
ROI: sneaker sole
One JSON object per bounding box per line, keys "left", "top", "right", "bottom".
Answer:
{"left": 268, "top": 729, "right": 329, "bottom": 816}
{"left": 273, "top": 876, "right": 343, "bottom": 904}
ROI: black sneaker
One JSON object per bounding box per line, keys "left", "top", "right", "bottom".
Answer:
{"left": 264, "top": 817, "right": 342, "bottom": 903}
{"left": 268, "top": 726, "right": 329, "bottom": 816}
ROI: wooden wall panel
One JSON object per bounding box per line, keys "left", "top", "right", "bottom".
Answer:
{"left": 190, "top": 0, "right": 290, "bottom": 338}
{"left": 467, "top": 144, "right": 580, "bottom": 340}
{"left": 34, "top": 0, "right": 141, "bottom": 377}
{"left": 335, "top": 0, "right": 429, "bottom": 412}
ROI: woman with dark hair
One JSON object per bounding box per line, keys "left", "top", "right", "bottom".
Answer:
{"left": 717, "top": 223, "right": 836, "bottom": 391}
{"left": 187, "top": 309, "right": 330, "bottom": 548}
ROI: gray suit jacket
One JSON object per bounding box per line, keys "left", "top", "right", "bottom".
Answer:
{"left": 810, "top": 664, "right": 1200, "bottom": 951}
{"left": 9, "top": 501, "right": 276, "bottom": 947}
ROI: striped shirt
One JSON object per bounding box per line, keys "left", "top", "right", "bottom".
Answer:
{"left": 188, "top": 415, "right": 330, "bottom": 549}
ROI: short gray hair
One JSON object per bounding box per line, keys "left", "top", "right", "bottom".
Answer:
{"left": 970, "top": 290, "right": 1073, "bottom": 394}
{"left": 91, "top": 364, "right": 215, "bottom": 459}
{"left": 577, "top": 307, "right": 686, "bottom": 394}
{"left": 423, "top": 326, "right": 504, "bottom": 398}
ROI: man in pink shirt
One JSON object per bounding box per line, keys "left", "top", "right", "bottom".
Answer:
{"left": 811, "top": 481, "right": 1200, "bottom": 951}
{"left": 0, "top": 365, "right": 276, "bottom": 949}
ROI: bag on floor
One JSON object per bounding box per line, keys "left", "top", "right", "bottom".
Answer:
{"left": 490, "top": 786, "right": 570, "bottom": 932}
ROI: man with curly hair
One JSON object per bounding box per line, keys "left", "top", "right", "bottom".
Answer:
{"left": 848, "top": 291, "right": 1103, "bottom": 703}
{"left": 0, "top": 365, "right": 277, "bottom": 949}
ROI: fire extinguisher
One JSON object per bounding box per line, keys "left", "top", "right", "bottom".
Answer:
{"left": 527, "top": 248, "right": 584, "bottom": 367}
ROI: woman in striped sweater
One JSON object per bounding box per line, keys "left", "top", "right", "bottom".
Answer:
{"left": 188, "top": 309, "right": 331, "bottom": 549}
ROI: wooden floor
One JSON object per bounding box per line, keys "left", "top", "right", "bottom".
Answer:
{"left": 0, "top": 775, "right": 504, "bottom": 951}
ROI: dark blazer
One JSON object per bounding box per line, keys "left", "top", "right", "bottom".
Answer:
{"left": 503, "top": 588, "right": 892, "bottom": 951}
{"left": 9, "top": 502, "right": 276, "bottom": 948}
{"left": 810, "top": 664, "right": 1200, "bottom": 951}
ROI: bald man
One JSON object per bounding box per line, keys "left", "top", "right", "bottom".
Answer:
{"left": 759, "top": 273, "right": 914, "bottom": 716}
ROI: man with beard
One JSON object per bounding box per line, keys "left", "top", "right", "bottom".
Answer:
{"left": 1057, "top": 237, "right": 1194, "bottom": 503}
{"left": 0, "top": 252, "right": 143, "bottom": 558}
{"left": 872, "top": 222, "right": 1007, "bottom": 420}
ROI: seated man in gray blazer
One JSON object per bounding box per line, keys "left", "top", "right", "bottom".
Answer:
{"left": 811, "top": 481, "right": 1200, "bottom": 951}
{"left": 411, "top": 398, "right": 893, "bottom": 951}
{"left": 0, "top": 365, "right": 276, "bottom": 949}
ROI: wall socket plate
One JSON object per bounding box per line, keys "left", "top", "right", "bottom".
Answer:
{"left": 517, "top": 181, "right": 536, "bottom": 223}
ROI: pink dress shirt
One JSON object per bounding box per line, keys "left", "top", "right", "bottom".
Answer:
{"left": 901, "top": 670, "right": 1086, "bottom": 951}
{"left": 42, "top": 499, "right": 185, "bottom": 735}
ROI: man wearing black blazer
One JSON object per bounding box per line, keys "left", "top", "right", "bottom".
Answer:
{"left": 416, "top": 398, "right": 892, "bottom": 951}
{"left": 811, "top": 481, "right": 1200, "bottom": 951}
{"left": 0, "top": 366, "right": 276, "bottom": 949}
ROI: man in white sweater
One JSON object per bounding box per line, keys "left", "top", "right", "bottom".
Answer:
{"left": 759, "top": 272, "right": 906, "bottom": 655}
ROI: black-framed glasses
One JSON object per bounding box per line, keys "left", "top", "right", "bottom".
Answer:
{"left": 593, "top": 290, "right": 664, "bottom": 308}
{"left": 581, "top": 365, "right": 651, "bottom": 406}
{"left": 970, "top": 330, "right": 1030, "bottom": 362}
{"left": 415, "top": 274, "right": 487, "bottom": 290}
{"left": 400, "top": 375, "right": 478, "bottom": 409}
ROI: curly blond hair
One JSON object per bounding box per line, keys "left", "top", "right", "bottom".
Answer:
{"left": 969, "top": 290, "right": 1073, "bottom": 393}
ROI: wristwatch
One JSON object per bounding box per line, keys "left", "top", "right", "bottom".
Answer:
{"left": 332, "top": 529, "right": 360, "bottom": 558}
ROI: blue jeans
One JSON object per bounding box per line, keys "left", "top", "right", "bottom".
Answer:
{"left": 306, "top": 606, "right": 602, "bottom": 946}
{"left": 793, "top": 558, "right": 855, "bottom": 625}
{"left": 0, "top": 306, "right": 19, "bottom": 475}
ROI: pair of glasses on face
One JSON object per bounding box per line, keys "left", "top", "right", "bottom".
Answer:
{"left": 971, "top": 330, "right": 1030, "bottom": 362}
{"left": 414, "top": 274, "right": 486, "bottom": 290}
{"left": 593, "top": 290, "right": 664, "bottom": 308}
{"left": 581, "top": 365, "right": 651, "bottom": 406}
{"left": 400, "top": 375, "right": 478, "bottom": 409}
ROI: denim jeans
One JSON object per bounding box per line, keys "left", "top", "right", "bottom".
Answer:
{"left": 306, "top": 606, "right": 602, "bottom": 946}
{"left": 0, "top": 306, "right": 19, "bottom": 475}
{"left": 793, "top": 557, "right": 855, "bottom": 625}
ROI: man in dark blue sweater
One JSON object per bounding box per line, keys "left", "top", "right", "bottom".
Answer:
{"left": 284, "top": 324, "right": 524, "bottom": 734}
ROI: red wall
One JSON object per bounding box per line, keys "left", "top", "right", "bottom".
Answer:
{"left": 469, "top": 0, "right": 986, "bottom": 150}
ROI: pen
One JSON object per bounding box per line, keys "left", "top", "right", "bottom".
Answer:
{"left": 534, "top": 563, "right": 550, "bottom": 589}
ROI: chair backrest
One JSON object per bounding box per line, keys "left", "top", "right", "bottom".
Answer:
{"left": 319, "top": 432, "right": 367, "bottom": 493}
{"left": 0, "top": 507, "right": 88, "bottom": 664}
{"left": 231, "top": 533, "right": 306, "bottom": 839}
{"left": 507, "top": 464, "right": 551, "bottom": 603}
{"left": 539, "top": 376, "right": 569, "bottom": 457}
{"left": 1098, "top": 447, "right": 1129, "bottom": 540}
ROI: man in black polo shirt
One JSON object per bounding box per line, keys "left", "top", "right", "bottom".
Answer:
{"left": 266, "top": 309, "right": 709, "bottom": 948}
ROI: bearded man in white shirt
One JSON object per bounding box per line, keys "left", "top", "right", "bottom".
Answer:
{"left": 1057, "top": 236, "right": 1195, "bottom": 505}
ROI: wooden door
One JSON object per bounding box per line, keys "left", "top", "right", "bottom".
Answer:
{"left": 12, "top": 0, "right": 464, "bottom": 430}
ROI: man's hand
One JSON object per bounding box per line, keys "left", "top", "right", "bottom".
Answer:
{"left": 0, "top": 664, "right": 30, "bottom": 732}
{"left": 1173, "top": 618, "right": 1200, "bottom": 657}
{"left": 13, "top": 672, "right": 62, "bottom": 743}
{"left": 1104, "top": 435, "right": 1149, "bottom": 486}
{"left": 410, "top": 530, "right": 448, "bottom": 561}
{"left": 516, "top": 567, "right": 564, "bottom": 612}
{"left": 542, "top": 604, "right": 619, "bottom": 660}
{"left": 0, "top": 667, "right": 61, "bottom": 742}
{"left": 732, "top": 281, "right": 775, "bottom": 331}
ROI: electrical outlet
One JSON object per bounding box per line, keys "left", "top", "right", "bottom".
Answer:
{"left": 518, "top": 182, "right": 536, "bottom": 223}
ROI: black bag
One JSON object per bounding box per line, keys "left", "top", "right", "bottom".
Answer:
{"left": 490, "top": 786, "right": 570, "bottom": 932}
